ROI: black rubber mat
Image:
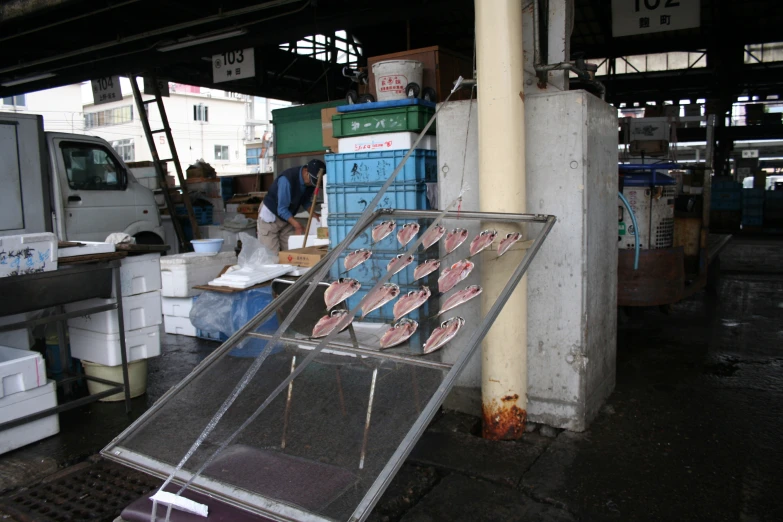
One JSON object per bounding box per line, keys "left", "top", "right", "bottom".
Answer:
{"left": 0, "top": 457, "right": 161, "bottom": 522}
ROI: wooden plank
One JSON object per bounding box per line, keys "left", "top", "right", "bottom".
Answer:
{"left": 59, "top": 251, "right": 127, "bottom": 265}
{"left": 115, "top": 244, "right": 170, "bottom": 253}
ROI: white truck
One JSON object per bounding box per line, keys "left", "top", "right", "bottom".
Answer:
{"left": 1, "top": 112, "right": 164, "bottom": 243}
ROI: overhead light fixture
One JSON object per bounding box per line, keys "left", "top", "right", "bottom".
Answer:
{"left": 1, "top": 72, "right": 56, "bottom": 87}
{"left": 157, "top": 29, "right": 247, "bottom": 52}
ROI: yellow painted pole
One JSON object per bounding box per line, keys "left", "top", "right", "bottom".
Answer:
{"left": 476, "top": 0, "right": 528, "bottom": 439}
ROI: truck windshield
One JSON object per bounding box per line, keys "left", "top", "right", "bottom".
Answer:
{"left": 61, "top": 142, "right": 125, "bottom": 191}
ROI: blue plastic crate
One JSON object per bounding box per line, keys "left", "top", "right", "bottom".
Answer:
{"left": 328, "top": 216, "right": 431, "bottom": 251}
{"left": 712, "top": 200, "right": 742, "bottom": 211}
{"left": 220, "top": 177, "right": 234, "bottom": 200}
{"left": 327, "top": 182, "right": 430, "bottom": 214}
{"left": 329, "top": 249, "right": 439, "bottom": 288}
{"left": 713, "top": 181, "right": 742, "bottom": 190}
{"left": 176, "top": 204, "right": 214, "bottom": 225}
{"left": 743, "top": 207, "right": 764, "bottom": 217}
{"left": 196, "top": 329, "right": 228, "bottom": 342}
{"left": 325, "top": 149, "right": 437, "bottom": 185}
{"left": 742, "top": 216, "right": 764, "bottom": 226}
{"left": 742, "top": 188, "right": 766, "bottom": 198}
{"left": 712, "top": 191, "right": 741, "bottom": 202}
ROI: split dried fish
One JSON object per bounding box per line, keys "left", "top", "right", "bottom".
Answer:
{"left": 344, "top": 249, "right": 373, "bottom": 271}
{"left": 413, "top": 258, "right": 441, "bottom": 281}
{"left": 469, "top": 229, "right": 498, "bottom": 256}
{"left": 324, "top": 278, "right": 361, "bottom": 310}
{"left": 312, "top": 310, "right": 353, "bottom": 338}
{"left": 387, "top": 254, "right": 414, "bottom": 275}
{"left": 397, "top": 223, "right": 420, "bottom": 247}
{"left": 497, "top": 232, "right": 522, "bottom": 257}
{"left": 361, "top": 283, "right": 400, "bottom": 318}
{"left": 438, "top": 259, "right": 474, "bottom": 293}
{"left": 421, "top": 224, "right": 446, "bottom": 250}
{"left": 393, "top": 286, "right": 431, "bottom": 321}
{"left": 372, "top": 221, "right": 396, "bottom": 243}
{"left": 438, "top": 285, "right": 482, "bottom": 315}
{"left": 423, "top": 317, "right": 465, "bottom": 354}
{"left": 379, "top": 318, "right": 419, "bottom": 349}
{"left": 444, "top": 228, "right": 469, "bottom": 253}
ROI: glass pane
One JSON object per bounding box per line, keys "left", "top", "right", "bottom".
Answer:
{"left": 104, "top": 210, "right": 553, "bottom": 522}
{"left": 62, "top": 144, "right": 123, "bottom": 191}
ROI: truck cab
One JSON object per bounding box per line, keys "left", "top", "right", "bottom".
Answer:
{"left": 46, "top": 132, "right": 163, "bottom": 243}
{"left": 1, "top": 112, "right": 163, "bottom": 244}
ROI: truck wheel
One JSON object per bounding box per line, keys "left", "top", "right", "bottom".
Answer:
{"left": 134, "top": 232, "right": 164, "bottom": 245}
{"left": 405, "top": 82, "right": 421, "bottom": 98}
{"left": 359, "top": 93, "right": 375, "bottom": 103}
{"left": 345, "top": 90, "right": 359, "bottom": 105}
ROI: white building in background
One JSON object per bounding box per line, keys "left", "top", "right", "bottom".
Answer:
{"left": 1, "top": 84, "right": 84, "bottom": 133}
{"left": 245, "top": 96, "right": 291, "bottom": 173}
{"left": 81, "top": 78, "right": 256, "bottom": 177}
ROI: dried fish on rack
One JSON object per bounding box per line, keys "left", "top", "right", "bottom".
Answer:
{"left": 438, "top": 285, "right": 482, "bottom": 315}
{"left": 438, "top": 259, "right": 474, "bottom": 293}
{"left": 469, "top": 230, "right": 497, "bottom": 256}
{"left": 372, "top": 221, "right": 396, "bottom": 243}
{"left": 498, "top": 232, "right": 522, "bottom": 257}
{"left": 379, "top": 318, "right": 418, "bottom": 349}
{"left": 413, "top": 259, "right": 440, "bottom": 281}
{"left": 393, "top": 286, "right": 431, "bottom": 320}
{"left": 344, "top": 249, "right": 373, "bottom": 271}
{"left": 396, "top": 223, "right": 420, "bottom": 246}
{"left": 444, "top": 228, "right": 469, "bottom": 253}
{"left": 312, "top": 310, "right": 353, "bottom": 338}
{"left": 324, "top": 278, "right": 361, "bottom": 310}
{"left": 387, "top": 254, "right": 414, "bottom": 275}
{"left": 361, "top": 283, "right": 400, "bottom": 318}
{"left": 423, "top": 317, "right": 465, "bottom": 354}
{"left": 421, "top": 224, "right": 446, "bottom": 250}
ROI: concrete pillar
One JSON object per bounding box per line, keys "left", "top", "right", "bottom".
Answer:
{"left": 475, "top": 0, "right": 528, "bottom": 440}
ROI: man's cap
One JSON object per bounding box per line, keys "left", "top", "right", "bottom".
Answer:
{"left": 306, "top": 159, "right": 326, "bottom": 183}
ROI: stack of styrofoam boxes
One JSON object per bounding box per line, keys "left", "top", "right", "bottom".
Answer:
{"left": 65, "top": 254, "right": 163, "bottom": 370}
{"left": 0, "top": 346, "right": 59, "bottom": 454}
{"left": 161, "top": 251, "right": 237, "bottom": 336}
{"left": 0, "top": 232, "right": 58, "bottom": 278}
{"left": 326, "top": 99, "right": 438, "bottom": 327}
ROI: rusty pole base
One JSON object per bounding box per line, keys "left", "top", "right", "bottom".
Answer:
{"left": 481, "top": 394, "right": 527, "bottom": 440}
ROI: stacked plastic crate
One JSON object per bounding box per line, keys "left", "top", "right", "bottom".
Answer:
{"left": 64, "top": 254, "right": 163, "bottom": 400}
{"left": 742, "top": 188, "right": 765, "bottom": 227}
{"left": 711, "top": 180, "right": 742, "bottom": 229}
{"left": 326, "top": 99, "right": 438, "bottom": 323}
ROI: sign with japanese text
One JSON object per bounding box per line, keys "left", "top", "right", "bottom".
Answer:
{"left": 612, "top": 0, "right": 700, "bottom": 37}
{"left": 90, "top": 76, "right": 122, "bottom": 105}
{"left": 143, "top": 77, "right": 170, "bottom": 97}
{"left": 212, "top": 48, "right": 255, "bottom": 83}
{"left": 377, "top": 74, "right": 408, "bottom": 96}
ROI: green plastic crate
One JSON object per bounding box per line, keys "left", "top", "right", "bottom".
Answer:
{"left": 272, "top": 100, "right": 343, "bottom": 155}
{"left": 331, "top": 105, "right": 435, "bottom": 138}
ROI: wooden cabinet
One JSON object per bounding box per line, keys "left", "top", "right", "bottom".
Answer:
{"left": 367, "top": 46, "right": 474, "bottom": 102}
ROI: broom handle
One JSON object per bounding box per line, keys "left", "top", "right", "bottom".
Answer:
{"left": 302, "top": 170, "right": 323, "bottom": 248}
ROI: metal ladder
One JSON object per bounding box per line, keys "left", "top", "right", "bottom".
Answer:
{"left": 129, "top": 74, "right": 199, "bottom": 252}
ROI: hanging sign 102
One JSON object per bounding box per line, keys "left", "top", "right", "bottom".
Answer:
{"left": 612, "top": 0, "right": 700, "bottom": 37}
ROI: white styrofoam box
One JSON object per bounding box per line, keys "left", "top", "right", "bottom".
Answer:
{"left": 65, "top": 290, "right": 162, "bottom": 334}
{"left": 287, "top": 235, "right": 329, "bottom": 250}
{"left": 114, "top": 253, "right": 162, "bottom": 297}
{"left": 0, "top": 380, "right": 59, "bottom": 455}
{"left": 0, "top": 346, "right": 46, "bottom": 399}
{"left": 160, "top": 251, "right": 237, "bottom": 297}
{"left": 0, "top": 233, "right": 58, "bottom": 277}
{"left": 0, "top": 313, "right": 34, "bottom": 350}
{"left": 69, "top": 324, "right": 161, "bottom": 366}
{"left": 161, "top": 296, "right": 195, "bottom": 318}
{"left": 59, "top": 241, "right": 115, "bottom": 258}
{"left": 206, "top": 197, "right": 225, "bottom": 212}
{"left": 164, "top": 315, "right": 197, "bottom": 337}
{"left": 129, "top": 165, "right": 157, "bottom": 179}
{"left": 226, "top": 203, "right": 240, "bottom": 213}
{"left": 337, "top": 132, "right": 437, "bottom": 154}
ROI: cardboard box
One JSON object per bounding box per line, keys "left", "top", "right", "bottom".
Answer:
{"left": 317, "top": 227, "right": 329, "bottom": 239}
{"left": 321, "top": 108, "right": 339, "bottom": 152}
{"left": 279, "top": 246, "right": 327, "bottom": 267}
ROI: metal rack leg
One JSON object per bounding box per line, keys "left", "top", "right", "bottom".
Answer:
{"left": 114, "top": 266, "right": 132, "bottom": 413}
{"left": 56, "top": 309, "right": 71, "bottom": 395}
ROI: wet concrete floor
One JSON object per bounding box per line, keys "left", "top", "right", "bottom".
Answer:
{"left": 0, "top": 237, "right": 781, "bottom": 521}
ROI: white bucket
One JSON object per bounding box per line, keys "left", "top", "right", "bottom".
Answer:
{"left": 82, "top": 359, "right": 148, "bottom": 401}
{"left": 372, "top": 60, "right": 424, "bottom": 101}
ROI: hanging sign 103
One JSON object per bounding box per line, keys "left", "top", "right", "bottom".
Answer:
{"left": 212, "top": 48, "right": 255, "bottom": 83}
{"left": 91, "top": 76, "right": 122, "bottom": 105}
{"left": 612, "top": 0, "right": 700, "bottom": 37}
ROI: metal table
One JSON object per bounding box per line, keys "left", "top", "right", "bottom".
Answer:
{"left": 0, "top": 259, "right": 131, "bottom": 432}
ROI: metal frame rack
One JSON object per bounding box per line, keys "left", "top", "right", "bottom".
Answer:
{"left": 0, "top": 259, "right": 132, "bottom": 433}
{"left": 102, "top": 208, "right": 555, "bottom": 522}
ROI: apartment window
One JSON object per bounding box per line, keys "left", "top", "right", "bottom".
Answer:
{"left": 2, "top": 94, "right": 26, "bottom": 107}
{"left": 214, "top": 145, "right": 229, "bottom": 160}
{"left": 194, "top": 104, "right": 209, "bottom": 122}
{"left": 246, "top": 147, "right": 262, "bottom": 165}
{"left": 84, "top": 105, "right": 133, "bottom": 129}
{"left": 112, "top": 139, "right": 135, "bottom": 162}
